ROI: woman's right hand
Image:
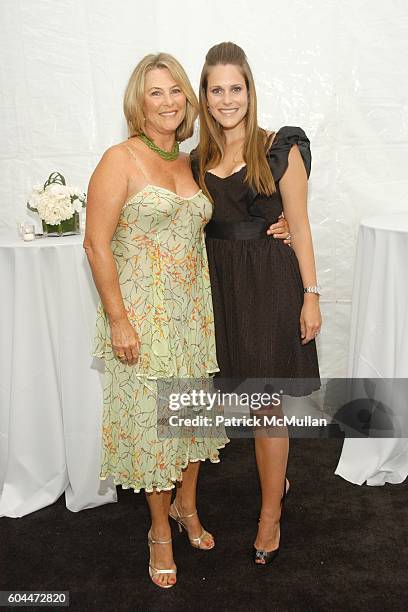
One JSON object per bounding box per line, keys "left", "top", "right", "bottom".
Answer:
{"left": 110, "top": 316, "right": 141, "bottom": 366}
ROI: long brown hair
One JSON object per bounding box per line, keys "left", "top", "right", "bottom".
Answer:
{"left": 197, "top": 42, "right": 276, "bottom": 201}
{"left": 123, "top": 53, "right": 198, "bottom": 142}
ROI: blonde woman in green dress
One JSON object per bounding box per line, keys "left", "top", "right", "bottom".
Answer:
{"left": 83, "top": 54, "right": 230, "bottom": 589}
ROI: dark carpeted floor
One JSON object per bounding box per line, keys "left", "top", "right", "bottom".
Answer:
{"left": 1, "top": 438, "right": 407, "bottom": 612}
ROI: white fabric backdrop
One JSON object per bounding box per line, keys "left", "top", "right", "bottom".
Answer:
{"left": 1, "top": 0, "right": 408, "bottom": 377}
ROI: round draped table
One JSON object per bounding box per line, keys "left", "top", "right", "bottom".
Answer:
{"left": 335, "top": 214, "right": 408, "bottom": 485}
{"left": 0, "top": 234, "right": 117, "bottom": 517}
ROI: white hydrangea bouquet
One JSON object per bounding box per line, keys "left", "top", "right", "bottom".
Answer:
{"left": 27, "top": 172, "right": 86, "bottom": 236}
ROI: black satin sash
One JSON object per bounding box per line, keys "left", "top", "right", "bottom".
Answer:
{"left": 205, "top": 218, "right": 270, "bottom": 240}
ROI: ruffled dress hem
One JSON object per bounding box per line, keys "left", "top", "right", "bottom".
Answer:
{"left": 99, "top": 440, "right": 229, "bottom": 494}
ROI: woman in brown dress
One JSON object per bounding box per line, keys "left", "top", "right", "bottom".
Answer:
{"left": 190, "top": 42, "right": 321, "bottom": 565}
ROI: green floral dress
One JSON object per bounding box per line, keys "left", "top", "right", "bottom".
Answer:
{"left": 92, "top": 184, "right": 228, "bottom": 493}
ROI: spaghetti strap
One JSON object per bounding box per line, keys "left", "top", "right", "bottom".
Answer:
{"left": 124, "top": 143, "right": 139, "bottom": 163}
{"left": 123, "top": 143, "right": 149, "bottom": 183}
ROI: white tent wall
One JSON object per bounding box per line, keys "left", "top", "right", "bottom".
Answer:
{"left": 1, "top": 0, "right": 407, "bottom": 378}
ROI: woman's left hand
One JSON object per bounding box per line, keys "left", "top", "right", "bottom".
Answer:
{"left": 300, "top": 297, "right": 322, "bottom": 345}
{"left": 266, "top": 214, "right": 291, "bottom": 244}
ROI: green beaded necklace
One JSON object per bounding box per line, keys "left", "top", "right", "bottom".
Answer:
{"left": 138, "top": 132, "right": 179, "bottom": 161}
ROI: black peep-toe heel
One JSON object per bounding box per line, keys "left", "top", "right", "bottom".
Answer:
{"left": 253, "top": 478, "right": 290, "bottom": 566}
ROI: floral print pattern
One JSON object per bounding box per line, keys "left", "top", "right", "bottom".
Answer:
{"left": 92, "top": 186, "right": 228, "bottom": 492}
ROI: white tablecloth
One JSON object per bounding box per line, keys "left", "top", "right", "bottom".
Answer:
{"left": 335, "top": 214, "right": 408, "bottom": 485}
{"left": 0, "top": 234, "right": 117, "bottom": 517}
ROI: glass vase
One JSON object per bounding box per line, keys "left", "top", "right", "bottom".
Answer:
{"left": 42, "top": 211, "right": 80, "bottom": 237}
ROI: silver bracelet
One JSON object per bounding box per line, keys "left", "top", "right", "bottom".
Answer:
{"left": 304, "top": 285, "right": 322, "bottom": 296}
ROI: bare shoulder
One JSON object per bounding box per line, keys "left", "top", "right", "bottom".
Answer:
{"left": 100, "top": 142, "right": 130, "bottom": 165}
{"left": 88, "top": 143, "right": 128, "bottom": 198}
{"left": 90, "top": 144, "right": 133, "bottom": 186}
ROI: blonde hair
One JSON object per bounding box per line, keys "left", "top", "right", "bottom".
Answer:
{"left": 123, "top": 53, "right": 198, "bottom": 142}
{"left": 197, "top": 42, "right": 276, "bottom": 200}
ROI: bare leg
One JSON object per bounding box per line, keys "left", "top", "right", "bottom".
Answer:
{"left": 145, "top": 489, "right": 177, "bottom": 587}
{"left": 253, "top": 403, "right": 289, "bottom": 563}
{"left": 172, "top": 461, "right": 214, "bottom": 548}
